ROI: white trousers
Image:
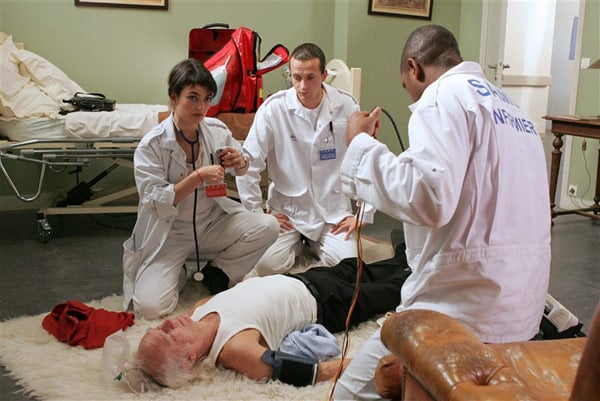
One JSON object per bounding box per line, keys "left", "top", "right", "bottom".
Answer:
{"left": 132, "top": 211, "right": 278, "bottom": 319}
{"left": 251, "top": 223, "right": 358, "bottom": 276}
{"left": 333, "top": 328, "right": 391, "bottom": 400}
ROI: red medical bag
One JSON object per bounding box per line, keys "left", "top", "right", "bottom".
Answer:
{"left": 189, "top": 25, "right": 289, "bottom": 116}
{"left": 189, "top": 23, "right": 235, "bottom": 63}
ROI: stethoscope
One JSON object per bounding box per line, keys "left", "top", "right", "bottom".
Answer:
{"left": 173, "top": 116, "right": 205, "bottom": 282}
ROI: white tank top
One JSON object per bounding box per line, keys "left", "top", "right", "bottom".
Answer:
{"left": 190, "top": 275, "right": 317, "bottom": 362}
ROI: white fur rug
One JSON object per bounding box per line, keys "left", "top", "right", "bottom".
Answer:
{"left": 0, "top": 239, "right": 394, "bottom": 401}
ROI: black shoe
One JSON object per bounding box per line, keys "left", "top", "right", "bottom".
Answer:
{"left": 202, "top": 264, "right": 230, "bottom": 295}
{"left": 390, "top": 228, "right": 404, "bottom": 249}
{"left": 390, "top": 228, "right": 406, "bottom": 258}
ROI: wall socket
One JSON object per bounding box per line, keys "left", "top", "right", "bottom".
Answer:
{"left": 568, "top": 185, "right": 578, "bottom": 196}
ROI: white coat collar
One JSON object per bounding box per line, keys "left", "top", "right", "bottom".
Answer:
{"left": 284, "top": 83, "right": 345, "bottom": 114}
{"left": 284, "top": 84, "right": 347, "bottom": 130}
{"left": 156, "top": 114, "right": 212, "bottom": 151}
{"left": 150, "top": 114, "right": 179, "bottom": 150}
{"left": 408, "top": 61, "right": 484, "bottom": 112}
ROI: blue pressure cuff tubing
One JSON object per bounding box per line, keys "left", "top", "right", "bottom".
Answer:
{"left": 261, "top": 349, "right": 318, "bottom": 387}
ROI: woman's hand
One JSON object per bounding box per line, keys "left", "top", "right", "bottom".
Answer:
{"left": 216, "top": 147, "right": 248, "bottom": 170}
{"left": 174, "top": 164, "right": 224, "bottom": 205}
{"left": 197, "top": 165, "right": 225, "bottom": 184}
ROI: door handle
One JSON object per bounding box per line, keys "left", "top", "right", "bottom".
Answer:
{"left": 488, "top": 63, "right": 511, "bottom": 69}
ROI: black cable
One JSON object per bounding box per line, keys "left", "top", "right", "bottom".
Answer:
{"left": 380, "top": 107, "right": 406, "bottom": 152}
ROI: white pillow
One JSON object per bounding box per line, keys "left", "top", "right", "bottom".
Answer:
{"left": 0, "top": 34, "right": 29, "bottom": 99}
{"left": 0, "top": 81, "right": 59, "bottom": 119}
{"left": 12, "top": 49, "right": 85, "bottom": 101}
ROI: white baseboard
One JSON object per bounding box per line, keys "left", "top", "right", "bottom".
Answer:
{"left": 558, "top": 193, "right": 595, "bottom": 211}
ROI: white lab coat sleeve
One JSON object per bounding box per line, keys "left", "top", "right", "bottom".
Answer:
{"left": 341, "top": 104, "right": 470, "bottom": 227}
{"left": 223, "top": 130, "right": 246, "bottom": 177}
{"left": 134, "top": 139, "right": 178, "bottom": 220}
{"left": 236, "top": 111, "right": 271, "bottom": 213}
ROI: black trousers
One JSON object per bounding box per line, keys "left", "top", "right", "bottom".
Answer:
{"left": 290, "top": 243, "right": 411, "bottom": 334}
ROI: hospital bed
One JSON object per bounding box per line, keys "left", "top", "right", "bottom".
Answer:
{"left": 0, "top": 33, "right": 173, "bottom": 241}
{"left": 0, "top": 106, "right": 170, "bottom": 242}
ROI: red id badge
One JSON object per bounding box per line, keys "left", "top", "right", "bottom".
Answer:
{"left": 205, "top": 183, "right": 227, "bottom": 198}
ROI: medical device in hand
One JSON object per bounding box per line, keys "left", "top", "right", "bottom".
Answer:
{"left": 214, "top": 148, "right": 226, "bottom": 166}
{"left": 205, "top": 148, "right": 228, "bottom": 198}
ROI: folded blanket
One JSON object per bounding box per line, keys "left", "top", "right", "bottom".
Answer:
{"left": 42, "top": 300, "right": 134, "bottom": 349}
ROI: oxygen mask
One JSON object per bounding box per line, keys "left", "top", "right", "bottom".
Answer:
{"left": 100, "top": 330, "right": 163, "bottom": 394}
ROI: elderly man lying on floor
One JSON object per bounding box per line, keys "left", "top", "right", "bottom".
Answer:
{"left": 135, "top": 235, "right": 410, "bottom": 388}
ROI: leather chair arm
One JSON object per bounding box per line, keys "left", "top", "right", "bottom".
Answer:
{"left": 380, "top": 309, "right": 535, "bottom": 400}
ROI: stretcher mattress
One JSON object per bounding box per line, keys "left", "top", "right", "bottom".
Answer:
{"left": 0, "top": 103, "right": 168, "bottom": 141}
{"left": 1, "top": 33, "right": 168, "bottom": 142}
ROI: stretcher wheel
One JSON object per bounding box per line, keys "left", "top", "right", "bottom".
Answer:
{"left": 37, "top": 218, "right": 51, "bottom": 243}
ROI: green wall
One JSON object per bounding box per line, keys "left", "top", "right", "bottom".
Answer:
{"left": 0, "top": 0, "right": 597, "bottom": 209}
{"left": 344, "top": 0, "right": 465, "bottom": 154}
{"left": 0, "top": 0, "right": 335, "bottom": 104}
{"left": 567, "top": 0, "right": 599, "bottom": 206}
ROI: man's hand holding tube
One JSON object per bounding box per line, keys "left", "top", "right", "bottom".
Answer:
{"left": 345, "top": 106, "right": 382, "bottom": 146}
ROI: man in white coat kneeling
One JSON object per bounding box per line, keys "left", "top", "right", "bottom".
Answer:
{"left": 237, "top": 43, "right": 374, "bottom": 277}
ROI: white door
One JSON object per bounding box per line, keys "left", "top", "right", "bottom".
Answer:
{"left": 480, "top": 0, "right": 508, "bottom": 86}
{"left": 480, "top": 0, "right": 556, "bottom": 132}
{"left": 545, "top": 1, "right": 586, "bottom": 210}
{"left": 480, "top": 0, "right": 586, "bottom": 210}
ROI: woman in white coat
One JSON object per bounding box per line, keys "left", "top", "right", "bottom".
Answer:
{"left": 122, "top": 59, "right": 279, "bottom": 320}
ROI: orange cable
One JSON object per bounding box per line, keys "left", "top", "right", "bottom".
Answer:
{"left": 326, "top": 202, "right": 366, "bottom": 401}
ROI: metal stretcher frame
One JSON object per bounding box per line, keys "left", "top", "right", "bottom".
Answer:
{"left": 0, "top": 138, "right": 140, "bottom": 242}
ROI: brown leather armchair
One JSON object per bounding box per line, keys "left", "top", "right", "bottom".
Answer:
{"left": 375, "top": 305, "right": 599, "bottom": 401}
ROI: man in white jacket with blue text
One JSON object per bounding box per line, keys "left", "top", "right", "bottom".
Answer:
{"left": 334, "top": 25, "right": 551, "bottom": 400}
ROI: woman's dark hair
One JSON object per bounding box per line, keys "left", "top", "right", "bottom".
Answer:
{"left": 167, "top": 58, "right": 217, "bottom": 99}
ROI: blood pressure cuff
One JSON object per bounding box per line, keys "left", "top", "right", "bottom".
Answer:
{"left": 261, "top": 349, "right": 318, "bottom": 387}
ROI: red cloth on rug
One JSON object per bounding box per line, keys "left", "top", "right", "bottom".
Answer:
{"left": 42, "top": 300, "right": 134, "bottom": 349}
